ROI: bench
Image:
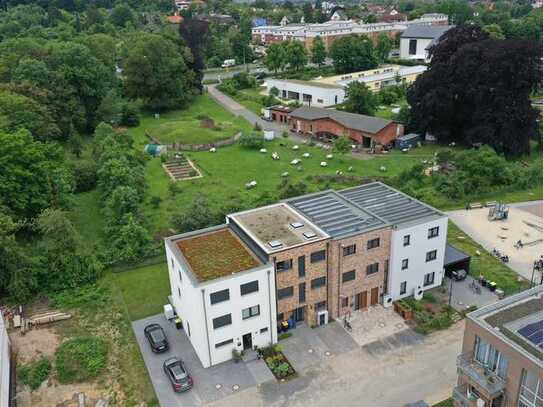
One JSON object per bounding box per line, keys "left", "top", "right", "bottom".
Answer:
{"left": 467, "top": 202, "right": 483, "bottom": 209}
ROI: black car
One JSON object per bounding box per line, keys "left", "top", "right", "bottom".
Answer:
{"left": 144, "top": 324, "right": 169, "bottom": 353}
{"left": 163, "top": 357, "right": 193, "bottom": 392}
{"left": 451, "top": 269, "right": 468, "bottom": 281}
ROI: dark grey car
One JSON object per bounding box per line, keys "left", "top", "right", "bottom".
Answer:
{"left": 163, "top": 357, "right": 193, "bottom": 392}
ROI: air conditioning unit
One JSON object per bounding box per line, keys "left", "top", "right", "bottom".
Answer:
{"left": 413, "top": 286, "right": 423, "bottom": 301}
{"left": 383, "top": 294, "right": 393, "bottom": 308}
{"left": 317, "top": 310, "right": 329, "bottom": 326}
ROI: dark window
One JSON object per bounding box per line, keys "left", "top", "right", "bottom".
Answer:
{"left": 424, "top": 272, "right": 435, "bottom": 287}
{"left": 409, "top": 39, "right": 417, "bottom": 55}
{"left": 402, "top": 259, "right": 409, "bottom": 270}
{"left": 367, "top": 238, "right": 380, "bottom": 250}
{"left": 298, "top": 255, "right": 306, "bottom": 277}
{"left": 315, "top": 301, "right": 326, "bottom": 311}
{"left": 260, "top": 327, "right": 268, "bottom": 333}
{"left": 242, "top": 305, "right": 260, "bottom": 319}
{"left": 310, "top": 250, "right": 326, "bottom": 263}
{"left": 366, "top": 263, "right": 379, "bottom": 275}
{"left": 343, "top": 244, "right": 356, "bottom": 256}
{"left": 311, "top": 276, "right": 326, "bottom": 289}
{"left": 299, "top": 282, "right": 306, "bottom": 303}
{"left": 426, "top": 250, "right": 437, "bottom": 262}
{"left": 240, "top": 280, "right": 259, "bottom": 295}
{"left": 215, "top": 338, "right": 233, "bottom": 348}
{"left": 276, "top": 259, "right": 293, "bottom": 271}
{"left": 178, "top": 287, "right": 181, "bottom": 297}
{"left": 213, "top": 314, "right": 232, "bottom": 329}
{"left": 400, "top": 281, "right": 407, "bottom": 295}
{"left": 210, "top": 289, "right": 230, "bottom": 304}
{"left": 178, "top": 270, "right": 182, "bottom": 282}
{"left": 403, "top": 235, "right": 410, "bottom": 246}
{"left": 277, "top": 313, "right": 284, "bottom": 321}
{"left": 277, "top": 286, "right": 294, "bottom": 300}
{"left": 428, "top": 227, "right": 439, "bottom": 239}
{"left": 342, "top": 270, "right": 356, "bottom": 283}
{"left": 341, "top": 297, "right": 348, "bottom": 307}
{"left": 186, "top": 321, "right": 191, "bottom": 337}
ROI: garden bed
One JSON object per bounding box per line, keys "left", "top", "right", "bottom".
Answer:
{"left": 162, "top": 153, "right": 202, "bottom": 181}
{"left": 261, "top": 345, "right": 296, "bottom": 380}
{"left": 397, "top": 292, "right": 458, "bottom": 335}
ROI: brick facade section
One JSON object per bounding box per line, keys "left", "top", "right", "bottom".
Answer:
{"left": 327, "top": 227, "right": 391, "bottom": 319}
{"left": 273, "top": 240, "right": 329, "bottom": 326}
{"left": 289, "top": 116, "right": 403, "bottom": 147}
{"left": 455, "top": 318, "right": 543, "bottom": 407}
{"left": 269, "top": 108, "right": 290, "bottom": 124}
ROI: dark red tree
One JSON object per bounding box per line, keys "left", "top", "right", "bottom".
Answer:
{"left": 179, "top": 18, "right": 210, "bottom": 92}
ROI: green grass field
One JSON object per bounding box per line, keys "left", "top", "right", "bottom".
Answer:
{"left": 229, "top": 87, "right": 267, "bottom": 115}
{"left": 132, "top": 94, "right": 252, "bottom": 145}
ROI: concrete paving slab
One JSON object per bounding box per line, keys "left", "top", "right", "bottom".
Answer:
{"left": 445, "top": 276, "right": 499, "bottom": 312}
{"left": 133, "top": 314, "right": 260, "bottom": 407}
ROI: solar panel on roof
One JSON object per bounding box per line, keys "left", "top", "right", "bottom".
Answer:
{"left": 529, "top": 331, "right": 543, "bottom": 346}
{"left": 518, "top": 320, "right": 543, "bottom": 347}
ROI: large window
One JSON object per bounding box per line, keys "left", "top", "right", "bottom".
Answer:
{"left": 298, "top": 255, "right": 305, "bottom": 277}
{"left": 403, "top": 235, "right": 410, "bottom": 246}
{"left": 215, "top": 339, "right": 233, "bottom": 348}
{"left": 299, "top": 282, "right": 306, "bottom": 303}
{"left": 240, "top": 280, "right": 259, "bottom": 296}
{"left": 242, "top": 305, "right": 260, "bottom": 320}
{"left": 402, "top": 258, "right": 409, "bottom": 270}
{"left": 423, "top": 272, "right": 435, "bottom": 287}
{"left": 311, "top": 276, "right": 326, "bottom": 289}
{"left": 213, "top": 314, "right": 232, "bottom": 329}
{"left": 367, "top": 238, "right": 380, "bottom": 250}
{"left": 342, "top": 270, "right": 356, "bottom": 283}
{"left": 519, "top": 369, "right": 543, "bottom": 407}
{"left": 409, "top": 39, "right": 417, "bottom": 55}
{"left": 473, "top": 336, "right": 508, "bottom": 379}
{"left": 428, "top": 226, "right": 440, "bottom": 239}
{"left": 426, "top": 250, "right": 437, "bottom": 262}
{"left": 343, "top": 244, "right": 356, "bottom": 256}
{"left": 277, "top": 286, "right": 294, "bottom": 300}
{"left": 310, "top": 250, "right": 326, "bottom": 263}
{"left": 276, "top": 259, "right": 293, "bottom": 271}
{"left": 366, "top": 263, "right": 379, "bottom": 275}
{"left": 210, "top": 289, "right": 230, "bottom": 305}
{"left": 400, "top": 281, "right": 407, "bottom": 295}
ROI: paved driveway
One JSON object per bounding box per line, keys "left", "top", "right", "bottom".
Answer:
{"left": 445, "top": 276, "right": 499, "bottom": 312}
{"left": 133, "top": 315, "right": 273, "bottom": 407}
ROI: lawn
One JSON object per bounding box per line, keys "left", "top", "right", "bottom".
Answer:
{"left": 229, "top": 87, "right": 267, "bottom": 115}
{"left": 447, "top": 220, "right": 530, "bottom": 295}
{"left": 131, "top": 94, "right": 252, "bottom": 145}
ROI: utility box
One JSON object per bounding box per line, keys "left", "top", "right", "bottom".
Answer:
{"left": 164, "top": 304, "right": 174, "bottom": 321}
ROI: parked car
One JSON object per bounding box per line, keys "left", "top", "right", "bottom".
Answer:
{"left": 451, "top": 269, "right": 468, "bottom": 281}
{"left": 144, "top": 324, "right": 169, "bottom": 353}
{"left": 163, "top": 357, "right": 193, "bottom": 392}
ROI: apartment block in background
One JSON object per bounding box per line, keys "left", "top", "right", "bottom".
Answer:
{"left": 453, "top": 285, "right": 543, "bottom": 407}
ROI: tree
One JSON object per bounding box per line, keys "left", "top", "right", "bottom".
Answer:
{"left": 123, "top": 33, "right": 196, "bottom": 111}
{"left": 344, "top": 82, "right": 377, "bottom": 116}
{"left": 286, "top": 41, "right": 307, "bottom": 71}
{"left": 264, "top": 42, "right": 287, "bottom": 73}
{"left": 302, "top": 2, "right": 314, "bottom": 23}
{"left": 483, "top": 24, "right": 505, "bottom": 40}
{"left": 110, "top": 4, "right": 134, "bottom": 27}
{"left": 311, "top": 36, "right": 326, "bottom": 67}
{"left": 171, "top": 194, "right": 220, "bottom": 233}
{"left": 333, "top": 136, "right": 351, "bottom": 154}
{"left": 375, "top": 32, "right": 392, "bottom": 62}
{"left": 0, "top": 129, "right": 73, "bottom": 220}
{"left": 178, "top": 17, "right": 210, "bottom": 91}
{"left": 408, "top": 25, "right": 543, "bottom": 157}
{"left": 104, "top": 186, "right": 141, "bottom": 224}
{"left": 96, "top": 89, "right": 123, "bottom": 125}
{"left": 107, "top": 213, "right": 153, "bottom": 263}
{"left": 329, "top": 35, "right": 378, "bottom": 74}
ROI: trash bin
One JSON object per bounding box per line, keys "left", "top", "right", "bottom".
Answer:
{"left": 175, "top": 317, "right": 183, "bottom": 330}
{"left": 489, "top": 282, "right": 497, "bottom": 292}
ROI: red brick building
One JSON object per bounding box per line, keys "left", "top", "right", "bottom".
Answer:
{"left": 288, "top": 106, "right": 403, "bottom": 148}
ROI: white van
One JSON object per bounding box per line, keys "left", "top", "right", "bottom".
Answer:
{"left": 221, "top": 59, "right": 236, "bottom": 68}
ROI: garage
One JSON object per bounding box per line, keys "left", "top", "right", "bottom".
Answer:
{"left": 444, "top": 244, "right": 471, "bottom": 278}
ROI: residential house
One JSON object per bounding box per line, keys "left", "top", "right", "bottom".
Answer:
{"left": 399, "top": 25, "right": 453, "bottom": 62}
{"left": 453, "top": 285, "right": 543, "bottom": 407}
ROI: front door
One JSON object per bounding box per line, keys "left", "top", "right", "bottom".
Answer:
{"left": 370, "top": 287, "right": 379, "bottom": 306}
{"left": 242, "top": 333, "right": 252, "bottom": 350}
{"left": 360, "top": 291, "right": 368, "bottom": 309}
{"left": 293, "top": 307, "right": 305, "bottom": 322}
{"left": 319, "top": 313, "right": 326, "bottom": 325}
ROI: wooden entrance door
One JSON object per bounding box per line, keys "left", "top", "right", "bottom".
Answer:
{"left": 359, "top": 291, "right": 368, "bottom": 309}
{"left": 370, "top": 287, "right": 379, "bottom": 306}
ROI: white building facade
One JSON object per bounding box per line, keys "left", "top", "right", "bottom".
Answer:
{"left": 0, "top": 312, "right": 11, "bottom": 407}
{"left": 265, "top": 78, "right": 345, "bottom": 107}
{"left": 387, "top": 217, "right": 448, "bottom": 302}
{"left": 399, "top": 25, "right": 452, "bottom": 62}
{"left": 165, "top": 227, "right": 277, "bottom": 368}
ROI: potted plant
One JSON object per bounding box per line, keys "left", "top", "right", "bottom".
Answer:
{"left": 232, "top": 349, "right": 242, "bottom": 363}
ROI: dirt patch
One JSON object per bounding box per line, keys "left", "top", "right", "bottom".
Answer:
{"left": 10, "top": 327, "right": 61, "bottom": 364}
{"left": 16, "top": 382, "right": 105, "bottom": 407}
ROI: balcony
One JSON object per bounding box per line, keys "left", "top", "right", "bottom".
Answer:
{"left": 452, "top": 384, "right": 478, "bottom": 407}
{"left": 456, "top": 353, "right": 506, "bottom": 398}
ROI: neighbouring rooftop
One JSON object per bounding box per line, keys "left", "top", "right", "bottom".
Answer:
{"left": 470, "top": 285, "right": 543, "bottom": 365}
{"left": 339, "top": 182, "right": 445, "bottom": 226}
{"left": 287, "top": 191, "right": 389, "bottom": 238}
{"left": 173, "top": 226, "right": 262, "bottom": 282}
{"left": 228, "top": 203, "right": 328, "bottom": 253}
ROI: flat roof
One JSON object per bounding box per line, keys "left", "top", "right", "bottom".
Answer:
{"left": 469, "top": 285, "right": 543, "bottom": 366}
{"left": 400, "top": 25, "right": 452, "bottom": 39}
{"left": 339, "top": 182, "right": 445, "bottom": 226}
{"left": 444, "top": 244, "right": 471, "bottom": 267}
{"left": 168, "top": 226, "right": 263, "bottom": 282}
{"left": 268, "top": 78, "right": 343, "bottom": 90}
{"left": 287, "top": 190, "right": 389, "bottom": 238}
{"left": 228, "top": 203, "right": 328, "bottom": 254}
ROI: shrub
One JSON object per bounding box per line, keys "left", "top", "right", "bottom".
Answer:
{"left": 18, "top": 357, "right": 51, "bottom": 390}
{"left": 150, "top": 196, "right": 162, "bottom": 208}
{"left": 50, "top": 284, "right": 109, "bottom": 309}
{"left": 55, "top": 337, "right": 108, "bottom": 384}
{"left": 238, "top": 133, "right": 264, "bottom": 149}
{"left": 120, "top": 103, "right": 140, "bottom": 127}
{"left": 73, "top": 160, "right": 98, "bottom": 192}
{"left": 278, "top": 332, "right": 292, "bottom": 341}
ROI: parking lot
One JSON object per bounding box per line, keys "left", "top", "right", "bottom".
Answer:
{"left": 132, "top": 314, "right": 273, "bottom": 407}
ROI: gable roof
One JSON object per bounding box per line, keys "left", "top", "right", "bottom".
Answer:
{"left": 289, "top": 106, "right": 392, "bottom": 134}
{"left": 400, "top": 25, "right": 452, "bottom": 39}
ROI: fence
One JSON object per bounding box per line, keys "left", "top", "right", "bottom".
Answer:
{"left": 145, "top": 131, "right": 241, "bottom": 152}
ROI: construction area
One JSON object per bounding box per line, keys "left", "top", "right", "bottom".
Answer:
{"left": 448, "top": 201, "right": 543, "bottom": 283}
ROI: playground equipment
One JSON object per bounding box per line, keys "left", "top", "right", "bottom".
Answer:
{"left": 488, "top": 202, "right": 509, "bottom": 221}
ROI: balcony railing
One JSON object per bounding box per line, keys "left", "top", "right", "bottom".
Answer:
{"left": 452, "top": 384, "right": 478, "bottom": 407}
{"left": 456, "top": 353, "right": 506, "bottom": 398}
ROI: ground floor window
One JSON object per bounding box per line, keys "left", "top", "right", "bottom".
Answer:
{"left": 400, "top": 281, "right": 407, "bottom": 295}
{"left": 423, "top": 272, "right": 435, "bottom": 287}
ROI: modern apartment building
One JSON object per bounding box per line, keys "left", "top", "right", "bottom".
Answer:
{"left": 399, "top": 25, "right": 453, "bottom": 62}
{"left": 251, "top": 13, "right": 448, "bottom": 50}
{"left": 453, "top": 285, "right": 543, "bottom": 407}
{"left": 165, "top": 182, "right": 447, "bottom": 367}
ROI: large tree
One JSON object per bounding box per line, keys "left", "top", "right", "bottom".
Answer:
{"left": 123, "top": 33, "right": 196, "bottom": 111}
{"left": 344, "top": 82, "right": 377, "bottom": 116}
{"left": 311, "top": 36, "right": 326, "bottom": 67}
{"left": 408, "top": 25, "right": 543, "bottom": 157}
{"left": 178, "top": 17, "right": 210, "bottom": 92}
{"left": 286, "top": 41, "right": 307, "bottom": 71}
{"left": 264, "top": 42, "right": 287, "bottom": 73}
{"left": 329, "top": 34, "right": 377, "bottom": 74}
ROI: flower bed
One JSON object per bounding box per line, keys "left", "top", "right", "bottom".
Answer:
{"left": 261, "top": 345, "right": 296, "bottom": 380}
{"left": 398, "top": 294, "right": 457, "bottom": 335}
